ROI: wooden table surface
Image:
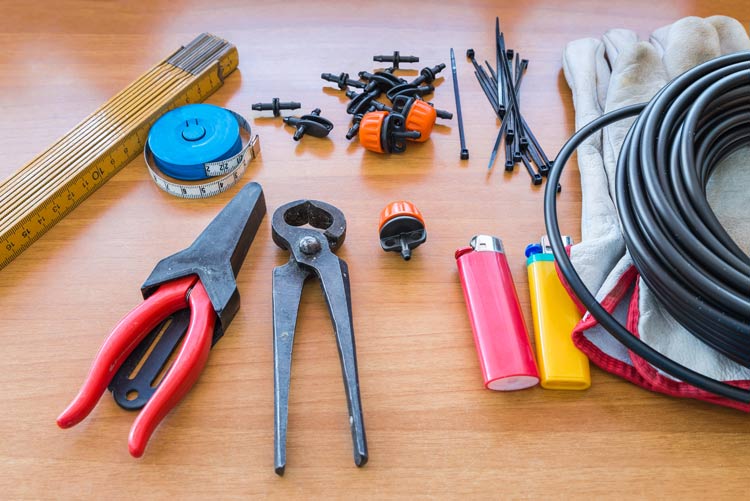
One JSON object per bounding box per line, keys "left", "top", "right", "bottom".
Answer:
{"left": 2, "top": 0, "right": 749, "bottom": 498}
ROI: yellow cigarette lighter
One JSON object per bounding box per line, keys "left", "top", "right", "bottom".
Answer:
{"left": 525, "top": 236, "right": 590, "bottom": 390}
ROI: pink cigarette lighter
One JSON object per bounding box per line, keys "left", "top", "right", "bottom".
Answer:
{"left": 455, "top": 235, "right": 539, "bottom": 390}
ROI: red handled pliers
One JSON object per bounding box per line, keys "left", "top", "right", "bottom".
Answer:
{"left": 57, "top": 275, "right": 214, "bottom": 457}
{"left": 58, "top": 182, "right": 266, "bottom": 457}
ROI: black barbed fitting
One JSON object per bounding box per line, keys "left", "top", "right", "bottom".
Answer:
{"left": 426, "top": 102, "right": 453, "bottom": 120}
{"left": 368, "top": 100, "right": 392, "bottom": 112}
{"left": 373, "top": 51, "right": 419, "bottom": 70}
{"left": 251, "top": 98, "right": 301, "bottom": 117}
{"left": 386, "top": 83, "right": 434, "bottom": 102}
{"left": 345, "top": 105, "right": 375, "bottom": 140}
{"left": 383, "top": 116, "right": 421, "bottom": 152}
{"left": 283, "top": 108, "right": 334, "bottom": 141}
{"left": 321, "top": 72, "right": 366, "bottom": 90}
{"left": 345, "top": 89, "right": 380, "bottom": 115}
{"left": 346, "top": 114, "right": 363, "bottom": 140}
{"left": 413, "top": 63, "right": 446, "bottom": 86}
{"left": 390, "top": 95, "right": 452, "bottom": 121}
{"left": 358, "top": 70, "right": 405, "bottom": 92}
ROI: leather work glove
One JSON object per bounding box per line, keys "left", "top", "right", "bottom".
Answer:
{"left": 561, "top": 16, "right": 750, "bottom": 410}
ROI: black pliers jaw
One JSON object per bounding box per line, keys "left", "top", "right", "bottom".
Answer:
{"left": 271, "top": 200, "right": 368, "bottom": 476}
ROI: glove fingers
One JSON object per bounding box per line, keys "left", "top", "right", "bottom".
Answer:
{"left": 649, "top": 23, "right": 671, "bottom": 59}
{"left": 601, "top": 29, "right": 639, "bottom": 67}
{"left": 662, "top": 16, "right": 721, "bottom": 79}
{"left": 563, "top": 38, "right": 610, "bottom": 129}
{"left": 705, "top": 16, "right": 750, "bottom": 54}
{"left": 602, "top": 41, "right": 668, "bottom": 200}
{"left": 562, "top": 39, "right": 612, "bottom": 222}
{"left": 564, "top": 37, "right": 626, "bottom": 294}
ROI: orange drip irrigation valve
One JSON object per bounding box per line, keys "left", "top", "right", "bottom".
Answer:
{"left": 359, "top": 111, "right": 420, "bottom": 153}
{"left": 378, "top": 201, "right": 426, "bottom": 260}
{"left": 370, "top": 96, "right": 452, "bottom": 143}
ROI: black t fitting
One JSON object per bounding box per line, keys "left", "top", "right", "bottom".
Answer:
{"left": 283, "top": 109, "right": 334, "bottom": 140}
{"left": 251, "top": 98, "right": 301, "bottom": 117}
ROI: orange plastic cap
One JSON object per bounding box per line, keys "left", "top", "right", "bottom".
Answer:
{"left": 358, "top": 111, "right": 387, "bottom": 153}
{"left": 404, "top": 100, "right": 436, "bottom": 143}
{"left": 378, "top": 200, "right": 425, "bottom": 231}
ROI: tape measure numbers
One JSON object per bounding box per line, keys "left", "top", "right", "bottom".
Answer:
{"left": 145, "top": 105, "right": 260, "bottom": 199}
{"left": 0, "top": 33, "right": 239, "bottom": 270}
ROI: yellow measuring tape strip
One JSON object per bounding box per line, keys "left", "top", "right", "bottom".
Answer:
{"left": 0, "top": 33, "right": 240, "bottom": 270}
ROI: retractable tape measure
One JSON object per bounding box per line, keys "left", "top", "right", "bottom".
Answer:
{"left": 0, "top": 33, "right": 239, "bottom": 270}
{"left": 145, "top": 104, "right": 260, "bottom": 198}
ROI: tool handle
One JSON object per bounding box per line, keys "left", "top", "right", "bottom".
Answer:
{"left": 128, "top": 280, "right": 215, "bottom": 457}
{"left": 318, "top": 255, "right": 368, "bottom": 469}
{"left": 56, "top": 276, "right": 196, "bottom": 429}
{"left": 456, "top": 241, "right": 539, "bottom": 390}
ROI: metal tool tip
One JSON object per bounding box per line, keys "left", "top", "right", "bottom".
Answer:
{"left": 275, "top": 465, "right": 286, "bottom": 476}
{"left": 461, "top": 149, "right": 469, "bottom": 160}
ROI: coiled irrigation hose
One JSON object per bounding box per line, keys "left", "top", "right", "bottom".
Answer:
{"left": 545, "top": 51, "right": 750, "bottom": 403}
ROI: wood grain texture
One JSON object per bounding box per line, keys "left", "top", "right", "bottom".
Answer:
{"left": 1, "top": 0, "right": 749, "bottom": 498}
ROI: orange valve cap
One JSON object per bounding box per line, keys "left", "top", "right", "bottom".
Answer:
{"left": 358, "top": 111, "right": 387, "bottom": 153}
{"left": 378, "top": 201, "right": 426, "bottom": 261}
{"left": 404, "top": 99, "right": 437, "bottom": 143}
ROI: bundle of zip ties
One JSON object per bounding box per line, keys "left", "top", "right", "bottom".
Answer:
{"left": 470, "top": 18, "right": 557, "bottom": 190}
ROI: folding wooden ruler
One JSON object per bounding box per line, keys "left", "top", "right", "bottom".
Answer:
{"left": 0, "top": 33, "right": 240, "bottom": 270}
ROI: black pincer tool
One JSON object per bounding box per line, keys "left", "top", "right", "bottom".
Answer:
{"left": 58, "top": 182, "right": 266, "bottom": 457}
{"left": 271, "top": 200, "right": 368, "bottom": 475}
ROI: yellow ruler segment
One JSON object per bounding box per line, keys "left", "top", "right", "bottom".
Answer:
{"left": 0, "top": 33, "right": 239, "bottom": 270}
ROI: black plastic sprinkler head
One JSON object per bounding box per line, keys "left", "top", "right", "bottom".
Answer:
{"left": 321, "top": 72, "right": 366, "bottom": 90}
{"left": 345, "top": 89, "right": 380, "bottom": 115}
{"left": 378, "top": 201, "right": 426, "bottom": 261}
{"left": 358, "top": 71, "right": 405, "bottom": 92}
{"left": 251, "top": 98, "right": 301, "bottom": 117}
{"left": 386, "top": 83, "right": 435, "bottom": 102}
{"left": 283, "top": 108, "right": 334, "bottom": 140}
{"left": 387, "top": 64, "right": 446, "bottom": 100}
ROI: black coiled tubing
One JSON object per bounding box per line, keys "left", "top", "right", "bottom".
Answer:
{"left": 545, "top": 51, "right": 750, "bottom": 403}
